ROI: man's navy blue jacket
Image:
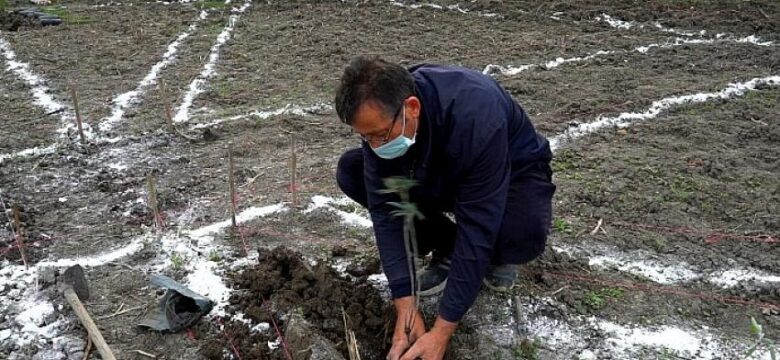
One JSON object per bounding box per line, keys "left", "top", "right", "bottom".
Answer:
{"left": 362, "top": 64, "right": 552, "bottom": 322}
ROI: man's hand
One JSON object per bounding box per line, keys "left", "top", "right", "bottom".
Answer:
{"left": 387, "top": 296, "right": 426, "bottom": 360}
{"left": 399, "top": 317, "right": 457, "bottom": 360}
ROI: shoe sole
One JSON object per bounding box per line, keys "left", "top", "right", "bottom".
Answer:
{"left": 417, "top": 279, "right": 447, "bottom": 297}
{"left": 482, "top": 279, "right": 513, "bottom": 293}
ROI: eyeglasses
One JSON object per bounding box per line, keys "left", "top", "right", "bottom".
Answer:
{"left": 356, "top": 104, "right": 404, "bottom": 146}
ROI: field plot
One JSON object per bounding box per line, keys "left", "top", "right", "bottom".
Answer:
{"left": 1, "top": 0, "right": 778, "bottom": 359}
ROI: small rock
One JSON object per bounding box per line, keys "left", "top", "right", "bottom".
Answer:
{"left": 285, "top": 314, "right": 345, "bottom": 360}
{"left": 41, "top": 309, "right": 58, "bottom": 326}
{"left": 38, "top": 267, "right": 58, "bottom": 289}
{"left": 128, "top": 203, "right": 150, "bottom": 217}
{"left": 578, "top": 349, "right": 597, "bottom": 360}
{"left": 32, "top": 349, "right": 66, "bottom": 360}
{"left": 0, "top": 329, "right": 12, "bottom": 341}
{"left": 53, "top": 336, "right": 85, "bottom": 356}
{"left": 202, "top": 128, "right": 219, "bottom": 142}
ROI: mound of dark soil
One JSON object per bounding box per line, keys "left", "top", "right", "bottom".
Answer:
{"left": 0, "top": 200, "right": 51, "bottom": 264}
{"left": 202, "top": 247, "right": 393, "bottom": 360}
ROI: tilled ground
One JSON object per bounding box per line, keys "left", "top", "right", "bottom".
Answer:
{"left": 1, "top": 0, "right": 779, "bottom": 359}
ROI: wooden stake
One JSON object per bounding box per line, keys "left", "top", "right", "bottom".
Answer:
{"left": 11, "top": 205, "right": 28, "bottom": 269}
{"left": 69, "top": 88, "right": 87, "bottom": 144}
{"left": 228, "top": 143, "right": 237, "bottom": 229}
{"left": 146, "top": 174, "right": 161, "bottom": 229}
{"left": 62, "top": 287, "right": 117, "bottom": 360}
{"left": 290, "top": 134, "right": 297, "bottom": 207}
{"left": 160, "top": 80, "right": 175, "bottom": 132}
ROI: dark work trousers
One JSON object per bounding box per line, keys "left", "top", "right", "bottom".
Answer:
{"left": 336, "top": 148, "right": 556, "bottom": 265}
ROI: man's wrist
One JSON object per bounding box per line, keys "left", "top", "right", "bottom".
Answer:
{"left": 431, "top": 316, "right": 458, "bottom": 339}
{"left": 393, "top": 296, "right": 416, "bottom": 312}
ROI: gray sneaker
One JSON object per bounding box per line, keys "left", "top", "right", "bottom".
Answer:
{"left": 416, "top": 257, "right": 450, "bottom": 297}
{"left": 483, "top": 264, "right": 518, "bottom": 292}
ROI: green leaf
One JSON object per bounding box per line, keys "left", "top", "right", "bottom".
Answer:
{"left": 751, "top": 317, "right": 763, "bottom": 336}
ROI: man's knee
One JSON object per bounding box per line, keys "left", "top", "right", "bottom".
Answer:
{"left": 336, "top": 148, "right": 367, "bottom": 206}
{"left": 495, "top": 189, "right": 553, "bottom": 264}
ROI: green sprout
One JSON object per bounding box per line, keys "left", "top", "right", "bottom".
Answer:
{"left": 171, "top": 253, "right": 185, "bottom": 270}
{"left": 380, "top": 176, "right": 424, "bottom": 343}
{"left": 746, "top": 317, "right": 776, "bottom": 360}
{"left": 553, "top": 218, "right": 572, "bottom": 234}
{"left": 208, "top": 249, "right": 223, "bottom": 262}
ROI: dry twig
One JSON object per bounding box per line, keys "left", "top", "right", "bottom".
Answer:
{"left": 289, "top": 134, "right": 298, "bottom": 207}
{"left": 133, "top": 349, "right": 157, "bottom": 359}
{"left": 146, "top": 174, "right": 162, "bottom": 229}
{"left": 160, "top": 80, "right": 176, "bottom": 132}
{"left": 228, "top": 143, "right": 237, "bottom": 228}
{"left": 69, "top": 88, "right": 87, "bottom": 144}
{"left": 82, "top": 337, "right": 92, "bottom": 360}
{"left": 342, "top": 308, "right": 362, "bottom": 360}
{"left": 11, "top": 206, "right": 29, "bottom": 268}
{"left": 590, "top": 218, "right": 604, "bottom": 235}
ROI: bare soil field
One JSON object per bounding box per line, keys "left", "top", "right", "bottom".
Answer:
{"left": 1, "top": 0, "right": 778, "bottom": 359}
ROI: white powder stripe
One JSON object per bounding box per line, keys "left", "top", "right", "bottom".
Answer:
{"left": 483, "top": 35, "right": 774, "bottom": 76}
{"left": 173, "top": 0, "right": 253, "bottom": 123}
{"left": 35, "top": 235, "right": 149, "bottom": 268}
{"left": 98, "top": 10, "right": 209, "bottom": 132}
{"left": 187, "top": 203, "right": 286, "bottom": 240}
{"left": 305, "top": 195, "right": 373, "bottom": 228}
{"left": 0, "top": 37, "right": 88, "bottom": 141}
{"left": 549, "top": 76, "right": 780, "bottom": 151}
{"left": 0, "top": 201, "right": 285, "bottom": 346}
{"left": 93, "top": 0, "right": 198, "bottom": 7}
{"left": 389, "top": 0, "right": 498, "bottom": 18}
{"left": 0, "top": 37, "right": 69, "bottom": 116}
{"left": 553, "top": 244, "right": 780, "bottom": 289}
{"left": 190, "top": 103, "right": 333, "bottom": 129}
{"left": 0, "top": 144, "right": 58, "bottom": 165}
{"left": 596, "top": 13, "right": 772, "bottom": 46}
{"left": 510, "top": 297, "right": 775, "bottom": 359}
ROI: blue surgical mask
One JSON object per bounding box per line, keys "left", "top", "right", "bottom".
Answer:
{"left": 373, "top": 109, "right": 416, "bottom": 160}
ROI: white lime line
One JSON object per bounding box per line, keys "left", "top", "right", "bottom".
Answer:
{"left": 0, "top": 37, "right": 93, "bottom": 143}
{"left": 389, "top": 0, "right": 498, "bottom": 18}
{"left": 494, "top": 296, "right": 774, "bottom": 359}
{"left": 0, "top": 38, "right": 70, "bottom": 119}
{"left": 553, "top": 243, "right": 780, "bottom": 289}
{"left": 173, "top": 0, "right": 253, "bottom": 124}
{"left": 483, "top": 35, "right": 774, "bottom": 76}
{"left": 171, "top": 203, "right": 286, "bottom": 314}
{"left": 596, "top": 13, "right": 772, "bottom": 46}
{"left": 305, "top": 195, "right": 372, "bottom": 228}
{"left": 0, "top": 143, "right": 58, "bottom": 165}
{"left": 98, "top": 10, "right": 209, "bottom": 132}
{"left": 190, "top": 103, "right": 332, "bottom": 129}
{"left": 0, "top": 200, "right": 285, "bottom": 350}
{"left": 548, "top": 75, "right": 780, "bottom": 151}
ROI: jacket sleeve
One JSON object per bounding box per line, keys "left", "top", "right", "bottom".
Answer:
{"left": 438, "top": 109, "right": 511, "bottom": 322}
{"left": 362, "top": 143, "right": 414, "bottom": 299}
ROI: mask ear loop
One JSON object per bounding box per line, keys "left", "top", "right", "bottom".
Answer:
{"left": 403, "top": 100, "right": 419, "bottom": 141}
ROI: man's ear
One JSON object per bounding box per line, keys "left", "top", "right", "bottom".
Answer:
{"left": 406, "top": 96, "right": 422, "bottom": 120}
